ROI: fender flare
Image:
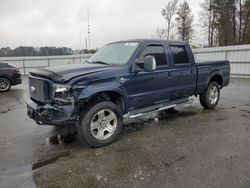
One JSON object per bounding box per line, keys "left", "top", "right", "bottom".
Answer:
{"left": 77, "top": 85, "right": 129, "bottom": 113}
{"left": 207, "top": 70, "right": 223, "bottom": 86}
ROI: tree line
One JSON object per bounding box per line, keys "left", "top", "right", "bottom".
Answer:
{"left": 156, "top": 0, "right": 250, "bottom": 47}
{"left": 0, "top": 46, "right": 97, "bottom": 57}
{"left": 0, "top": 46, "right": 73, "bottom": 57}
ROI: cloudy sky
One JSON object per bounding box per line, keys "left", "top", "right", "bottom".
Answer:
{"left": 0, "top": 0, "right": 203, "bottom": 49}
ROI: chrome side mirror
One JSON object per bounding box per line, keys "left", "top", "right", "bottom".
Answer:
{"left": 144, "top": 56, "right": 156, "bottom": 72}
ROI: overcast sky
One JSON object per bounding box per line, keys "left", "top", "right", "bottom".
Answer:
{"left": 0, "top": 0, "right": 203, "bottom": 49}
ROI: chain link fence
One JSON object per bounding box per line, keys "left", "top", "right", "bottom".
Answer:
{"left": 0, "top": 54, "right": 92, "bottom": 75}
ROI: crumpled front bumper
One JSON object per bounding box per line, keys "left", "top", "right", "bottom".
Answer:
{"left": 26, "top": 99, "right": 79, "bottom": 126}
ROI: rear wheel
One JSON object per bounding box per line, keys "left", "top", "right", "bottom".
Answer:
{"left": 0, "top": 77, "right": 11, "bottom": 92}
{"left": 77, "top": 101, "right": 123, "bottom": 147}
{"left": 200, "top": 82, "right": 220, "bottom": 109}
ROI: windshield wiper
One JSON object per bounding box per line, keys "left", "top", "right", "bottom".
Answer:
{"left": 88, "top": 61, "right": 109, "bottom": 65}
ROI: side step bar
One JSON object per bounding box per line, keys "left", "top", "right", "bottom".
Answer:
{"left": 124, "top": 97, "right": 194, "bottom": 119}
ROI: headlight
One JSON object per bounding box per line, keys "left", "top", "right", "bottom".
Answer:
{"left": 53, "top": 84, "right": 74, "bottom": 104}
{"left": 55, "top": 85, "right": 69, "bottom": 93}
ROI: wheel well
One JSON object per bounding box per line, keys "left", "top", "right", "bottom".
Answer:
{"left": 0, "top": 76, "right": 12, "bottom": 84}
{"left": 84, "top": 91, "right": 126, "bottom": 114}
{"left": 210, "top": 75, "right": 223, "bottom": 87}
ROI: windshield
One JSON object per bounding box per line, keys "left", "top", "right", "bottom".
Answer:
{"left": 87, "top": 42, "right": 139, "bottom": 66}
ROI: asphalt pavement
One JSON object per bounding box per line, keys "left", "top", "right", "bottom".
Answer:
{"left": 0, "top": 77, "right": 249, "bottom": 188}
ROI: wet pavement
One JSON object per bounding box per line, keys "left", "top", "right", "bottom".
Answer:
{"left": 0, "top": 77, "right": 250, "bottom": 188}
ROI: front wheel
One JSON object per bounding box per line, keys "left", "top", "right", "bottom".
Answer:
{"left": 199, "top": 82, "right": 220, "bottom": 109}
{"left": 77, "top": 101, "right": 123, "bottom": 147}
{"left": 0, "top": 77, "right": 11, "bottom": 92}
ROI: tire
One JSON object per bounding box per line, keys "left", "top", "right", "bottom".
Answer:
{"left": 199, "top": 82, "right": 220, "bottom": 109}
{"left": 0, "top": 77, "right": 11, "bottom": 92}
{"left": 77, "top": 101, "right": 123, "bottom": 147}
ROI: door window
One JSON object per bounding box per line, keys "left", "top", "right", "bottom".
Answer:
{"left": 139, "top": 45, "right": 167, "bottom": 66}
{"left": 170, "top": 45, "right": 190, "bottom": 65}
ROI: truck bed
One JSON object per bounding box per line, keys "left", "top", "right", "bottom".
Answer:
{"left": 195, "top": 60, "right": 230, "bottom": 94}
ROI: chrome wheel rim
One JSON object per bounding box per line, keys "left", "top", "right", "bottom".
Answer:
{"left": 0, "top": 79, "right": 9, "bottom": 91}
{"left": 90, "top": 109, "right": 117, "bottom": 140}
{"left": 209, "top": 85, "right": 219, "bottom": 105}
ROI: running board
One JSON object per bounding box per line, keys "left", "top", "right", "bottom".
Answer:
{"left": 124, "top": 97, "right": 194, "bottom": 119}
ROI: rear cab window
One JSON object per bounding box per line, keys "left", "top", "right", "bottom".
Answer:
{"left": 139, "top": 44, "right": 168, "bottom": 68}
{"left": 169, "top": 45, "right": 190, "bottom": 65}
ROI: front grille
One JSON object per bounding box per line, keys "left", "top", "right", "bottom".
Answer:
{"left": 29, "top": 76, "right": 51, "bottom": 103}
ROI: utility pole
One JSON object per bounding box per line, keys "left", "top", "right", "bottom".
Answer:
{"left": 79, "top": 30, "right": 82, "bottom": 63}
{"left": 87, "top": 8, "right": 90, "bottom": 50}
{"left": 85, "top": 38, "right": 88, "bottom": 50}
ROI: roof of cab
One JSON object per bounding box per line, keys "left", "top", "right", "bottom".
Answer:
{"left": 109, "top": 38, "right": 188, "bottom": 45}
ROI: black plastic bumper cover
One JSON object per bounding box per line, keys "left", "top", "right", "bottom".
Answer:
{"left": 12, "top": 73, "right": 22, "bottom": 85}
{"left": 26, "top": 99, "right": 78, "bottom": 126}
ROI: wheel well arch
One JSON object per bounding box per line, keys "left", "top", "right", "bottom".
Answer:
{"left": 83, "top": 91, "right": 127, "bottom": 114}
{"left": 209, "top": 74, "right": 223, "bottom": 87}
{"left": 0, "top": 75, "right": 12, "bottom": 84}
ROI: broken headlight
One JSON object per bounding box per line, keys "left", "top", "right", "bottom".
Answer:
{"left": 53, "top": 84, "right": 74, "bottom": 105}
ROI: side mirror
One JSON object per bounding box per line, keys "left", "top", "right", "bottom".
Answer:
{"left": 144, "top": 56, "right": 156, "bottom": 72}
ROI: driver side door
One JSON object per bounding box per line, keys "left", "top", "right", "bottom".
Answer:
{"left": 123, "top": 43, "right": 172, "bottom": 111}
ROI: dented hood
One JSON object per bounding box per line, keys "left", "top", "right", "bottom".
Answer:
{"left": 30, "top": 64, "right": 117, "bottom": 83}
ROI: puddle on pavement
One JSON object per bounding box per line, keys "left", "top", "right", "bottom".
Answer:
{"left": 158, "top": 108, "right": 196, "bottom": 120}
{"left": 0, "top": 165, "right": 36, "bottom": 188}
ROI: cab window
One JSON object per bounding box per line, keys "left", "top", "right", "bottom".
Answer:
{"left": 170, "top": 45, "right": 190, "bottom": 65}
{"left": 139, "top": 45, "right": 167, "bottom": 66}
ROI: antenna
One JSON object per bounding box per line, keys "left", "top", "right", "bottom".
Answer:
{"left": 87, "top": 8, "right": 90, "bottom": 50}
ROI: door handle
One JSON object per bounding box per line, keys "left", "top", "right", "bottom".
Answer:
{"left": 120, "top": 77, "right": 130, "bottom": 83}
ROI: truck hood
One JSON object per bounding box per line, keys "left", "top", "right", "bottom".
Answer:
{"left": 30, "top": 64, "right": 118, "bottom": 83}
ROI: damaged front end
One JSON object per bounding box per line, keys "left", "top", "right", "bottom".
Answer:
{"left": 26, "top": 99, "right": 79, "bottom": 126}
{"left": 26, "top": 75, "right": 82, "bottom": 126}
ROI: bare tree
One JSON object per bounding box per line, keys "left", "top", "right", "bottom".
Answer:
{"left": 232, "top": 0, "right": 250, "bottom": 44}
{"left": 241, "top": 0, "right": 250, "bottom": 43}
{"left": 161, "top": 0, "right": 179, "bottom": 39}
{"left": 176, "top": 1, "right": 194, "bottom": 42}
{"left": 154, "top": 28, "right": 168, "bottom": 39}
{"left": 236, "top": 0, "right": 243, "bottom": 43}
{"left": 199, "top": 0, "right": 219, "bottom": 46}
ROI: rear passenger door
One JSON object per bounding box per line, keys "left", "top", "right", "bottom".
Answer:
{"left": 125, "top": 43, "right": 172, "bottom": 110}
{"left": 168, "top": 44, "right": 196, "bottom": 99}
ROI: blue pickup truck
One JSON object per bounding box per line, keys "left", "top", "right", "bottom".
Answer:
{"left": 26, "top": 39, "right": 230, "bottom": 147}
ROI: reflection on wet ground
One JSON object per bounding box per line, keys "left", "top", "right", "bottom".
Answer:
{"left": 48, "top": 133, "right": 76, "bottom": 145}
{"left": 44, "top": 108, "right": 196, "bottom": 147}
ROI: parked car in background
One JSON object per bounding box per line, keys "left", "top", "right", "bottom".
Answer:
{"left": 0, "top": 62, "right": 22, "bottom": 92}
{"left": 26, "top": 39, "right": 230, "bottom": 147}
